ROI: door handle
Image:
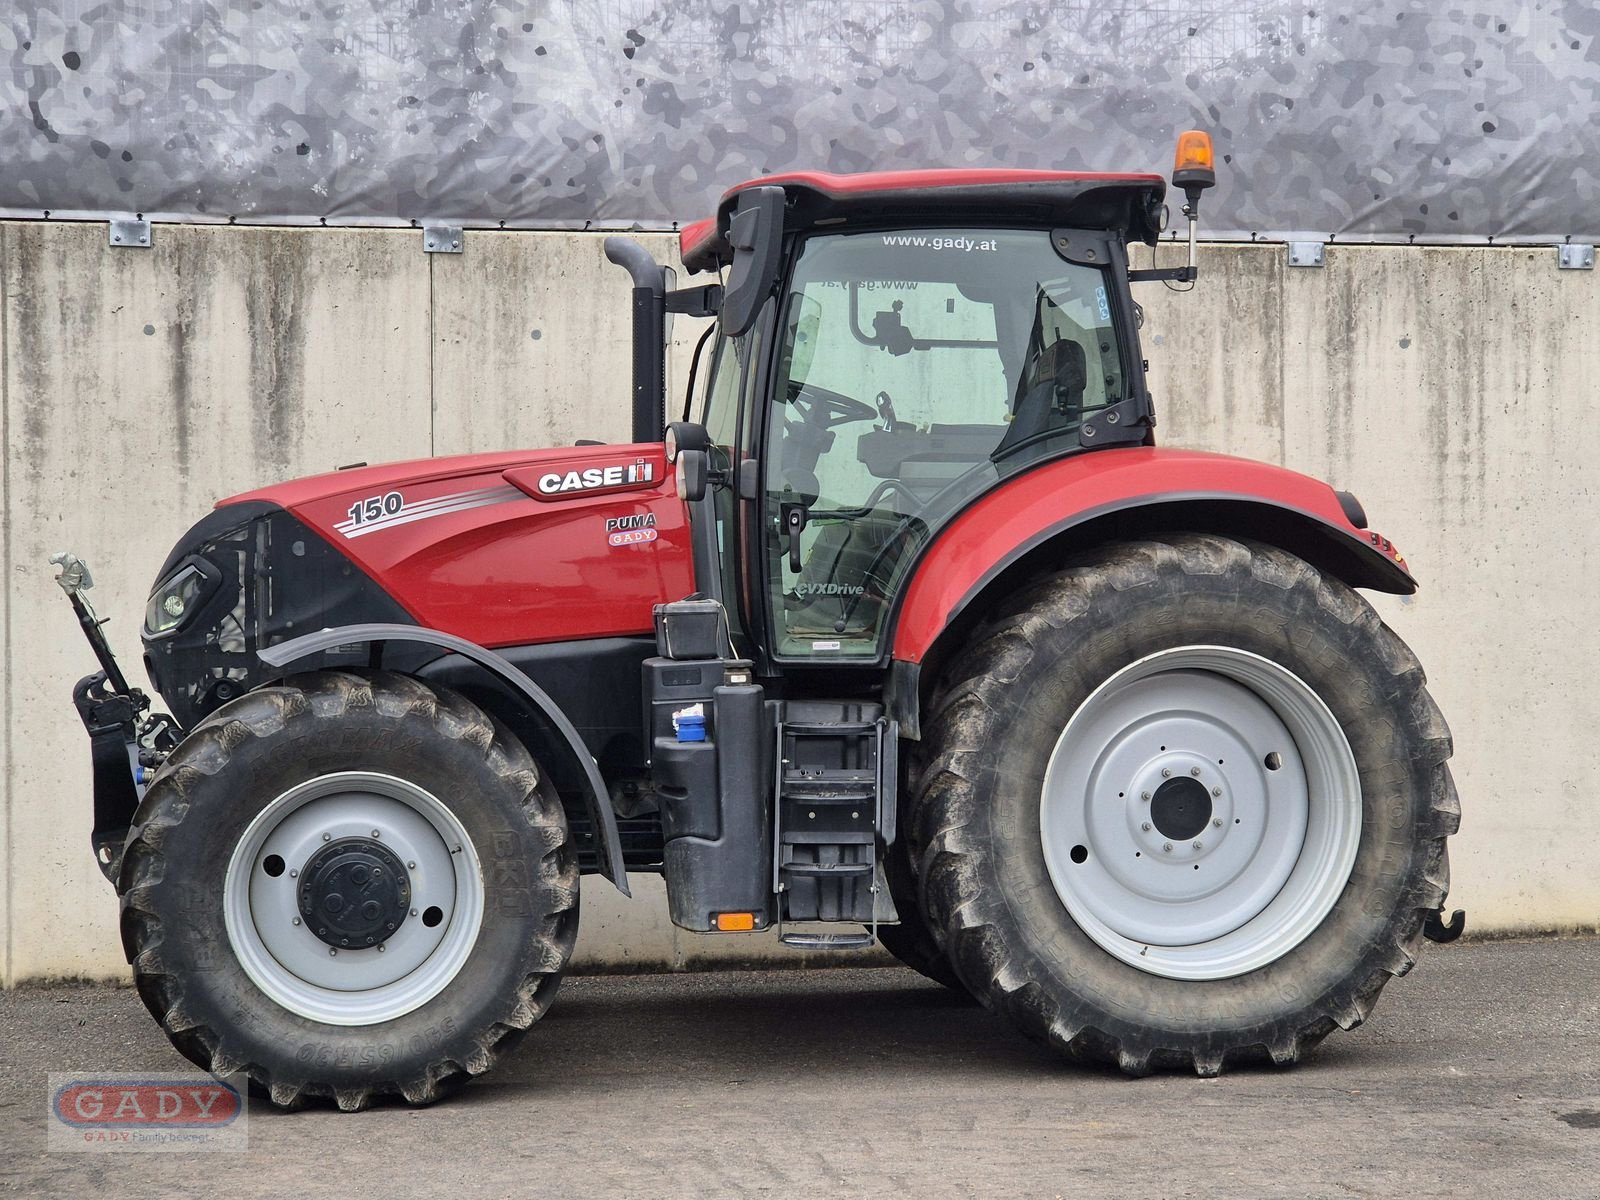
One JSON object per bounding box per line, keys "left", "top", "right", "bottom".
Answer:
{"left": 779, "top": 503, "right": 808, "bottom": 573}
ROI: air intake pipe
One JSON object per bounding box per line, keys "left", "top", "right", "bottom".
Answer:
{"left": 603, "top": 237, "right": 667, "bottom": 445}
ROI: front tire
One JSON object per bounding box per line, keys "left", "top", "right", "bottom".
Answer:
{"left": 910, "top": 535, "right": 1458, "bottom": 1075}
{"left": 118, "top": 670, "right": 579, "bottom": 1109}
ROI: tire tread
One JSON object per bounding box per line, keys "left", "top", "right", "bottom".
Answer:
{"left": 117, "top": 670, "right": 578, "bottom": 1110}
{"left": 908, "top": 533, "right": 1458, "bottom": 1076}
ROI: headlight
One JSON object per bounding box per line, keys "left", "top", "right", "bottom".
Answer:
{"left": 144, "top": 561, "right": 219, "bottom": 638}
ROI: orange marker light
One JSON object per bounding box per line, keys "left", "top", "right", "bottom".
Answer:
{"left": 1171, "top": 130, "right": 1216, "bottom": 193}
{"left": 714, "top": 912, "right": 756, "bottom": 932}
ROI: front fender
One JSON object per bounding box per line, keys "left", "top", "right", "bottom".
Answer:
{"left": 891, "top": 447, "right": 1413, "bottom": 666}
{"left": 259, "top": 623, "right": 630, "bottom": 895}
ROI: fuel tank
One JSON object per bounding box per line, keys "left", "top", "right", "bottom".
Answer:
{"left": 225, "top": 442, "right": 694, "bottom": 647}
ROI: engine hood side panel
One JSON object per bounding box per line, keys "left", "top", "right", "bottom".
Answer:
{"left": 278, "top": 445, "right": 694, "bottom": 647}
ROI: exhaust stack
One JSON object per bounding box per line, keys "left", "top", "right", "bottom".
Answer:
{"left": 604, "top": 237, "right": 667, "bottom": 444}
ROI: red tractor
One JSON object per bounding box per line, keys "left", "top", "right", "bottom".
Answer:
{"left": 58, "top": 133, "right": 1461, "bottom": 1109}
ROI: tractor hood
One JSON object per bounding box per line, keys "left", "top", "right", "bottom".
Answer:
{"left": 222, "top": 442, "right": 693, "bottom": 648}
{"left": 143, "top": 443, "right": 692, "bottom": 727}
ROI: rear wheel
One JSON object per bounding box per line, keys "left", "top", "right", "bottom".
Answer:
{"left": 911, "top": 534, "right": 1458, "bottom": 1075}
{"left": 875, "top": 835, "right": 968, "bottom": 994}
{"left": 118, "top": 670, "right": 579, "bottom": 1109}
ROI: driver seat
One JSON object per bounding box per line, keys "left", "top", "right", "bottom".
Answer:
{"left": 992, "top": 336, "right": 1087, "bottom": 459}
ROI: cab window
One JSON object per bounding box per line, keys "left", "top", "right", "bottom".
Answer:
{"left": 763, "top": 228, "right": 1124, "bottom": 659}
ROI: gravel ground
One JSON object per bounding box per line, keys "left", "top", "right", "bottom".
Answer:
{"left": 3, "top": 936, "right": 1599, "bottom": 1198}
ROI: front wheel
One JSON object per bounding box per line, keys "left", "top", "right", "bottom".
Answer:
{"left": 910, "top": 534, "right": 1458, "bottom": 1075}
{"left": 118, "top": 670, "right": 579, "bottom": 1109}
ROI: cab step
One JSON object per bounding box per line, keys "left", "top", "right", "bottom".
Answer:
{"left": 778, "top": 931, "right": 876, "bottom": 950}
{"left": 773, "top": 701, "right": 898, "bottom": 926}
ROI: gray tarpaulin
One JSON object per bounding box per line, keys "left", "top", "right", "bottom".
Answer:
{"left": 2, "top": 1, "right": 1597, "bottom": 241}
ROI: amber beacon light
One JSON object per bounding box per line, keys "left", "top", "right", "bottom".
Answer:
{"left": 1171, "top": 130, "right": 1216, "bottom": 193}
{"left": 1165, "top": 129, "right": 1217, "bottom": 284}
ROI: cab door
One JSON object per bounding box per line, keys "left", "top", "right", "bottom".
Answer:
{"left": 759, "top": 227, "right": 1134, "bottom": 664}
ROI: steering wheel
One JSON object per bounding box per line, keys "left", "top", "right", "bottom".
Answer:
{"left": 788, "top": 380, "right": 876, "bottom": 429}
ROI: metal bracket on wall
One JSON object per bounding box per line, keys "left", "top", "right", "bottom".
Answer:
{"left": 1557, "top": 243, "right": 1595, "bottom": 270}
{"left": 108, "top": 218, "right": 151, "bottom": 249}
{"left": 1287, "top": 241, "right": 1325, "bottom": 268}
{"left": 423, "top": 224, "right": 463, "bottom": 254}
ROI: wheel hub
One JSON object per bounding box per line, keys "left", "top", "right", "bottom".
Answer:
{"left": 298, "top": 838, "right": 412, "bottom": 949}
{"left": 1149, "top": 775, "right": 1213, "bottom": 841}
{"left": 225, "top": 772, "right": 484, "bottom": 1026}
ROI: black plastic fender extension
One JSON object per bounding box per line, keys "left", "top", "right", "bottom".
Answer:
{"left": 259, "top": 623, "right": 630, "bottom": 895}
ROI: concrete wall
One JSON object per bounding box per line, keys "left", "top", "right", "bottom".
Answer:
{"left": 0, "top": 225, "right": 1593, "bottom": 983}
{"left": 1143, "top": 244, "right": 1600, "bottom": 933}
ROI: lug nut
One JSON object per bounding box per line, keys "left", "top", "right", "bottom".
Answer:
{"left": 328, "top": 948, "right": 337, "bottom": 957}
{"left": 1163, "top": 842, "right": 1173, "bottom": 852}
{"left": 377, "top": 945, "right": 386, "bottom": 954}
{"left": 322, "top": 833, "right": 332, "bottom": 842}
{"left": 407, "top": 861, "right": 416, "bottom": 870}
{"left": 1212, "top": 787, "right": 1222, "bottom": 797}
{"left": 1190, "top": 767, "right": 1201, "bottom": 776}
{"left": 1141, "top": 791, "right": 1151, "bottom": 801}
{"left": 1212, "top": 817, "right": 1223, "bottom": 828}
{"left": 289, "top": 869, "right": 298, "bottom": 878}
{"left": 1193, "top": 841, "right": 1203, "bottom": 850}
{"left": 1161, "top": 768, "right": 1172, "bottom": 778}
{"left": 1141, "top": 822, "right": 1152, "bottom": 832}
{"left": 372, "top": 829, "right": 381, "bottom": 838}
{"left": 292, "top": 917, "right": 302, "bottom": 926}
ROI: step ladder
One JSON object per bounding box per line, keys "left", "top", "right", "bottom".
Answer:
{"left": 773, "top": 706, "right": 897, "bottom": 950}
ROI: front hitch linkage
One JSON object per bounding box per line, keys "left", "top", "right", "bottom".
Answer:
{"left": 51, "top": 552, "right": 178, "bottom": 878}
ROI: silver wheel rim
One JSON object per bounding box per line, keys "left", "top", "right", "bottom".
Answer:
{"left": 223, "top": 772, "right": 484, "bottom": 1025}
{"left": 1039, "top": 646, "right": 1361, "bottom": 981}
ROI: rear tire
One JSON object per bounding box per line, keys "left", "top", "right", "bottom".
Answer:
{"left": 910, "top": 534, "right": 1458, "bottom": 1075}
{"left": 118, "top": 670, "right": 579, "bottom": 1109}
{"left": 875, "top": 835, "right": 969, "bottom": 994}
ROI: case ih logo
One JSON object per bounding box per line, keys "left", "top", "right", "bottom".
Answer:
{"left": 537, "top": 461, "right": 655, "bottom": 496}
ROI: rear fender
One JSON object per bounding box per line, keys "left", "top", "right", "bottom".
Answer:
{"left": 259, "top": 623, "right": 630, "bottom": 895}
{"left": 891, "top": 448, "right": 1413, "bottom": 704}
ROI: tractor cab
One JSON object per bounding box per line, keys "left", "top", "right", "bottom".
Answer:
{"left": 664, "top": 167, "right": 1174, "bottom": 667}
{"left": 600, "top": 153, "right": 1220, "bottom": 942}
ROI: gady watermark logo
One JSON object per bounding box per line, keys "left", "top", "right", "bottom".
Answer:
{"left": 47, "top": 1073, "right": 248, "bottom": 1152}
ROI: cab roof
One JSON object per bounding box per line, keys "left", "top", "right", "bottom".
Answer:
{"left": 679, "top": 168, "right": 1167, "bottom": 272}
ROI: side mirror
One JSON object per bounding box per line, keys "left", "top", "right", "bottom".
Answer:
{"left": 675, "top": 448, "right": 710, "bottom": 502}
{"left": 664, "top": 421, "right": 710, "bottom": 463}
{"left": 721, "top": 186, "right": 785, "bottom": 337}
